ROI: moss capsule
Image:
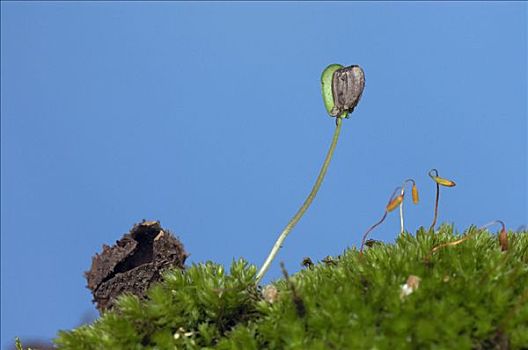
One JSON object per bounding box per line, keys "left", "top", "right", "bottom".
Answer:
{"left": 412, "top": 183, "right": 419, "bottom": 204}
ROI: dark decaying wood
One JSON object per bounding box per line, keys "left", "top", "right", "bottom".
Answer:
{"left": 85, "top": 221, "right": 187, "bottom": 312}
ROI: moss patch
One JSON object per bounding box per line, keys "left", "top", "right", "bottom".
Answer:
{"left": 56, "top": 225, "right": 528, "bottom": 349}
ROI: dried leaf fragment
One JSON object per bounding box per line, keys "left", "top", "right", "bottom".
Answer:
{"left": 400, "top": 275, "right": 421, "bottom": 300}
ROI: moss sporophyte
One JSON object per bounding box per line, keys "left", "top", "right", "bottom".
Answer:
{"left": 399, "top": 178, "right": 419, "bottom": 234}
{"left": 428, "top": 220, "right": 508, "bottom": 258}
{"left": 255, "top": 64, "right": 365, "bottom": 284}
{"left": 428, "top": 168, "right": 456, "bottom": 232}
{"left": 359, "top": 186, "right": 403, "bottom": 255}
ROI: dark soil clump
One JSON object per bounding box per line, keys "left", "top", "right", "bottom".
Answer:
{"left": 85, "top": 221, "right": 187, "bottom": 312}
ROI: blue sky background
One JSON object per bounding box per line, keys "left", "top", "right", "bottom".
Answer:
{"left": 1, "top": 2, "right": 526, "bottom": 347}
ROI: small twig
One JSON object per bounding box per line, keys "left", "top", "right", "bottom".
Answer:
{"left": 430, "top": 235, "right": 473, "bottom": 255}
{"left": 280, "top": 262, "right": 306, "bottom": 318}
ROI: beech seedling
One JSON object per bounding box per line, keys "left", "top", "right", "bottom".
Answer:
{"left": 255, "top": 64, "right": 365, "bottom": 283}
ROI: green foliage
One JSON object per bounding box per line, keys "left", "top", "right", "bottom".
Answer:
{"left": 56, "top": 259, "right": 258, "bottom": 350}
{"left": 15, "top": 337, "right": 23, "bottom": 350}
{"left": 55, "top": 226, "right": 528, "bottom": 349}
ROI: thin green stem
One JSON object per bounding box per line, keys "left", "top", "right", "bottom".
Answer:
{"left": 255, "top": 117, "right": 343, "bottom": 284}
